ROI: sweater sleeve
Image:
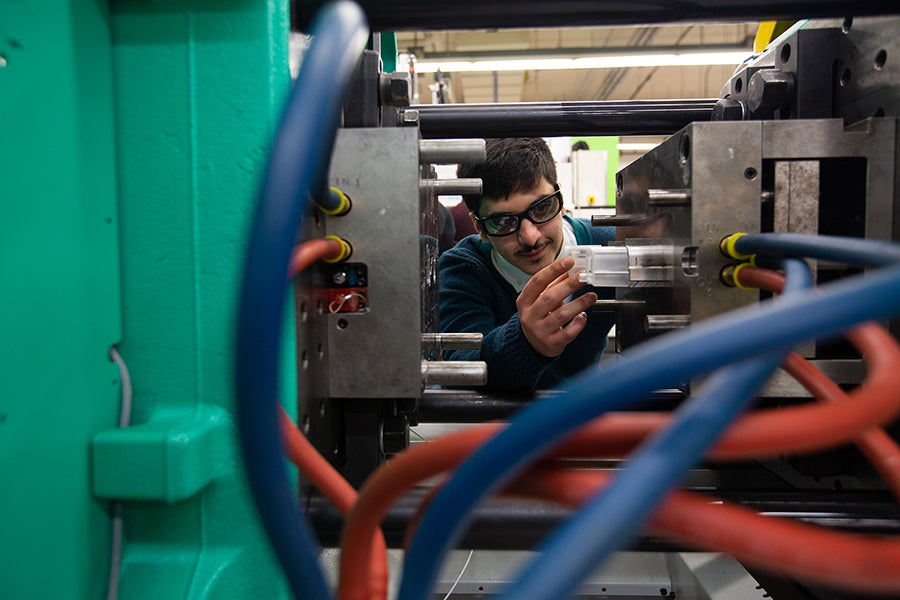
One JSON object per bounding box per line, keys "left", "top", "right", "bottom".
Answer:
{"left": 590, "top": 224, "right": 616, "bottom": 245}
{"left": 438, "top": 244, "right": 555, "bottom": 391}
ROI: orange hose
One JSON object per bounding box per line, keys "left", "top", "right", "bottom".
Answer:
{"left": 289, "top": 237, "right": 342, "bottom": 279}
{"left": 513, "top": 468, "right": 900, "bottom": 595}
{"left": 279, "top": 410, "right": 389, "bottom": 600}
{"left": 339, "top": 300, "right": 900, "bottom": 599}
{"left": 784, "top": 352, "right": 900, "bottom": 498}
{"left": 283, "top": 238, "right": 388, "bottom": 600}
{"left": 740, "top": 266, "right": 900, "bottom": 498}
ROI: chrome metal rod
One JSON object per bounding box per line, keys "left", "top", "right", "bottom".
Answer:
{"left": 421, "top": 360, "right": 488, "bottom": 386}
{"left": 648, "top": 188, "right": 692, "bottom": 206}
{"left": 307, "top": 489, "right": 900, "bottom": 550}
{"left": 418, "top": 388, "right": 686, "bottom": 422}
{"left": 294, "top": 1, "right": 897, "bottom": 31}
{"left": 421, "top": 332, "right": 484, "bottom": 350}
{"left": 414, "top": 100, "right": 717, "bottom": 138}
{"left": 645, "top": 314, "right": 691, "bottom": 331}
{"left": 421, "top": 178, "right": 482, "bottom": 197}
{"left": 419, "top": 139, "right": 486, "bottom": 165}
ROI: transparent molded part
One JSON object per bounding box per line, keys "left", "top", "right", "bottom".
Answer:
{"left": 570, "top": 245, "right": 629, "bottom": 287}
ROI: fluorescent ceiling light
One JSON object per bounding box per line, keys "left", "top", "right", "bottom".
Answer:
{"left": 617, "top": 142, "right": 660, "bottom": 152}
{"left": 414, "top": 50, "right": 751, "bottom": 73}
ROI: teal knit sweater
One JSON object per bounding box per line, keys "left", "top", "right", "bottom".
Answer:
{"left": 438, "top": 216, "right": 615, "bottom": 391}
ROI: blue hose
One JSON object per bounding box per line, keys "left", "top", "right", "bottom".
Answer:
{"left": 399, "top": 242, "right": 900, "bottom": 600}
{"left": 234, "top": 2, "right": 367, "bottom": 599}
{"left": 498, "top": 260, "right": 812, "bottom": 600}
{"left": 733, "top": 232, "right": 900, "bottom": 267}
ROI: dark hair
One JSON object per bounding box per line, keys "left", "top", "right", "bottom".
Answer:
{"left": 571, "top": 140, "right": 590, "bottom": 152}
{"left": 457, "top": 138, "right": 558, "bottom": 216}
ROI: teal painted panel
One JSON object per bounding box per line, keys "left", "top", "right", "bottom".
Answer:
{"left": 0, "top": 1, "right": 121, "bottom": 598}
{"left": 108, "top": 1, "right": 294, "bottom": 597}
{"left": 93, "top": 404, "right": 233, "bottom": 502}
{"left": 4, "top": 0, "right": 307, "bottom": 596}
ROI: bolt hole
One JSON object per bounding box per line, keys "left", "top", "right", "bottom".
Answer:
{"left": 833, "top": 478, "right": 844, "bottom": 491}
{"left": 301, "top": 350, "right": 309, "bottom": 370}
{"left": 874, "top": 107, "right": 886, "bottom": 117}
{"left": 319, "top": 401, "right": 326, "bottom": 418}
{"left": 615, "top": 172, "right": 623, "bottom": 194}
{"left": 317, "top": 298, "right": 324, "bottom": 315}
{"left": 780, "top": 43, "right": 791, "bottom": 64}
{"left": 314, "top": 211, "right": 322, "bottom": 229}
{"left": 874, "top": 49, "right": 887, "bottom": 71}
{"left": 744, "top": 167, "right": 758, "bottom": 180}
{"left": 734, "top": 77, "right": 743, "bottom": 93}
{"left": 842, "top": 17, "right": 853, "bottom": 34}
{"left": 659, "top": 588, "right": 668, "bottom": 596}
{"left": 317, "top": 342, "right": 324, "bottom": 359}
{"left": 337, "top": 317, "right": 349, "bottom": 330}
{"left": 840, "top": 68, "right": 852, "bottom": 87}
{"left": 678, "top": 134, "right": 691, "bottom": 165}
{"left": 601, "top": 587, "right": 608, "bottom": 593}
{"left": 302, "top": 413, "right": 310, "bottom": 434}
{"left": 681, "top": 247, "right": 699, "bottom": 277}
{"left": 300, "top": 302, "right": 308, "bottom": 323}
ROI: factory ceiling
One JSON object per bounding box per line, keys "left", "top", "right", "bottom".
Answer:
{"left": 395, "top": 22, "right": 760, "bottom": 105}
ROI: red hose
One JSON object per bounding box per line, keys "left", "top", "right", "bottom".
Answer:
{"left": 283, "top": 238, "right": 388, "bottom": 600}
{"left": 739, "top": 266, "right": 900, "bottom": 497}
{"left": 337, "top": 268, "right": 900, "bottom": 598}
{"left": 279, "top": 410, "right": 389, "bottom": 600}
{"left": 289, "top": 237, "right": 342, "bottom": 279}
{"left": 513, "top": 468, "right": 900, "bottom": 595}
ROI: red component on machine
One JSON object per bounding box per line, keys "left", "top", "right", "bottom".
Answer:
{"left": 327, "top": 287, "right": 368, "bottom": 313}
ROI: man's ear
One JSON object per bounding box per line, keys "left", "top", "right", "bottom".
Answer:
{"left": 469, "top": 212, "right": 490, "bottom": 242}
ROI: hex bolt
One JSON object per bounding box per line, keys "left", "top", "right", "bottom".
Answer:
{"left": 379, "top": 72, "right": 411, "bottom": 107}
{"left": 747, "top": 69, "right": 795, "bottom": 114}
{"left": 398, "top": 109, "right": 420, "bottom": 127}
{"left": 711, "top": 98, "right": 746, "bottom": 121}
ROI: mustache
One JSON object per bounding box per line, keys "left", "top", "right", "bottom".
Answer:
{"left": 517, "top": 241, "right": 547, "bottom": 254}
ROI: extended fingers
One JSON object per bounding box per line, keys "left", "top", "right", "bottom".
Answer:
{"left": 538, "top": 272, "right": 589, "bottom": 312}
{"left": 548, "top": 292, "right": 597, "bottom": 327}
{"left": 519, "top": 256, "right": 576, "bottom": 305}
{"left": 554, "top": 310, "right": 589, "bottom": 342}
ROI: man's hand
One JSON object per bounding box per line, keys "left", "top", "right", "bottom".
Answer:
{"left": 517, "top": 256, "right": 597, "bottom": 358}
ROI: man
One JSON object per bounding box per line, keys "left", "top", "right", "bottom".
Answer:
{"left": 439, "top": 137, "right": 615, "bottom": 391}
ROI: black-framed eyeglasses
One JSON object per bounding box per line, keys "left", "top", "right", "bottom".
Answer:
{"left": 475, "top": 185, "right": 563, "bottom": 237}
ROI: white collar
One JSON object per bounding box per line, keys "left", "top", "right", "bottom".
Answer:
{"left": 492, "top": 217, "right": 577, "bottom": 292}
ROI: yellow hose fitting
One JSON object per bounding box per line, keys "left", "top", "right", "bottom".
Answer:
{"left": 323, "top": 235, "right": 353, "bottom": 263}
{"left": 319, "top": 187, "right": 352, "bottom": 216}
{"left": 720, "top": 263, "right": 754, "bottom": 290}
{"left": 719, "top": 232, "right": 754, "bottom": 261}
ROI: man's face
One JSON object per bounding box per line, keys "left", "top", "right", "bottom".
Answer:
{"left": 473, "top": 178, "right": 565, "bottom": 276}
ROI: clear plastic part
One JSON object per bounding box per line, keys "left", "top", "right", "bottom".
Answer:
{"left": 570, "top": 243, "right": 674, "bottom": 286}
{"left": 570, "top": 245, "right": 630, "bottom": 287}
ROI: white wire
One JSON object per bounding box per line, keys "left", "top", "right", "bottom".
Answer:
{"left": 441, "top": 550, "right": 474, "bottom": 600}
{"left": 109, "top": 347, "right": 133, "bottom": 428}
{"left": 328, "top": 292, "right": 367, "bottom": 313}
{"left": 106, "top": 346, "right": 133, "bottom": 600}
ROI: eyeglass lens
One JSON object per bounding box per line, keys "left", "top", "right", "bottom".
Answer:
{"left": 483, "top": 192, "right": 561, "bottom": 236}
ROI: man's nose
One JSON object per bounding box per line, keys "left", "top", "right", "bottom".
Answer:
{"left": 517, "top": 218, "right": 542, "bottom": 246}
